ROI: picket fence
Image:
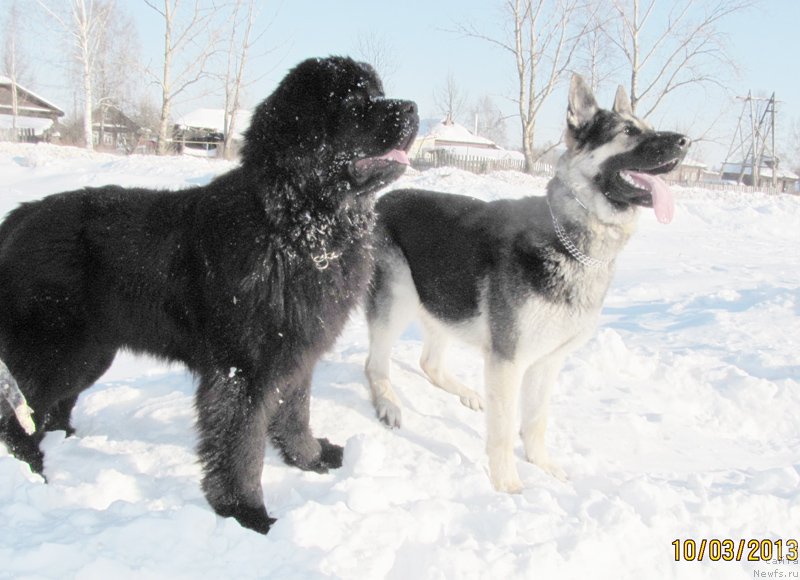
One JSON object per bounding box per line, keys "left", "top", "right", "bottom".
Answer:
{"left": 410, "top": 151, "right": 795, "bottom": 195}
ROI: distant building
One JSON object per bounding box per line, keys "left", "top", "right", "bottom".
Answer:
{"left": 667, "top": 157, "right": 710, "bottom": 184}
{"left": 173, "top": 108, "right": 252, "bottom": 158}
{"left": 412, "top": 115, "right": 524, "bottom": 161}
{"left": 92, "top": 105, "right": 143, "bottom": 153}
{"left": 0, "top": 76, "right": 64, "bottom": 142}
{"left": 720, "top": 157, "right": 799, "bottom": 193}
{"left": 411, "top": 115, "right": 527, "bottom": 173}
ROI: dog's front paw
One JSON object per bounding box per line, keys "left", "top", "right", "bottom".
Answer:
{"left": 315, "top": 437, "right": 344, "bottom": 471}
{"left": 459, "top": 390, "right": 484, "bottom": 412}
{"left": 489, "top": 455, "right": 523, "bottom": 494}
{"left": 537, "top": 460, "right": 568, "bottom": 482}
{"left": 491, "top": 471, "right": 524, "bottom": 494}
{"left": 375, "top": 397, "right": 402, "bottom": 428}
{"left": 216, "top": 503, "right": 276, "bottom": 535}
{"left": 525, "top": 448, "right": 568, "bottom": 482}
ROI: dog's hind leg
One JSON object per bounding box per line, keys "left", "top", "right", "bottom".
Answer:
{"left": 0, "top": 409, "right": 45, "bottom": 474}
{"left": 0, "top": 340, "right": 116, "bottom": 474}
{"left": 364, "top": 254, "right": 417, "bottom": 428}
{"left": 520, "top": 354, "right": 568, "bottom": 482}
{"left": 43, "top": 395, "right": 80, "bottom": 435}
{"left": 484, "top": 354, "right": 524, "bottom": 493}
{"left": 41, "top": 347, "right": 116, "bottom": 436}
{"left": 418, "top": 320, "right": 483, "bottom": 411}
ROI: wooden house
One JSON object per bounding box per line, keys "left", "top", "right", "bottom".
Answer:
{"left": 0, "top": 76, "right": 64, "bottom": 141}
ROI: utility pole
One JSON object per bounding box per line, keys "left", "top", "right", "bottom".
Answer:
{"left": 721, "top": 92, "right": 779, "bottom": 189}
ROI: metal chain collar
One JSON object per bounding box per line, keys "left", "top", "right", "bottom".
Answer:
{"left": 546, "top": 197, "right": 611, "bottom": 270}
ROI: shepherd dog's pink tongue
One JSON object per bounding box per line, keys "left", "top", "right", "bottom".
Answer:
{"left": 626, "top": 171, "right": 675, "bottom": 224}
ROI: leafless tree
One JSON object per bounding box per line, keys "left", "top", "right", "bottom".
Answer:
{"left": 605, "top": 0, "right": 756, "bottom": 119}
{"left": 131, "top": 94, "right": 162, "bottom": 145}
{"left": 93, "top": 5, "right": 140, "bottom": 148}
{"left": 219, "top": 0, "right": 264, "bottom": 160}
{"left": 93, "top": 7, "right": 138, "bottom": 110}
{"left": 354, "top": 32, "right": 399, "bottom": 89}
{"left": 143, "top": 0, "right": 222, "bottom": 155}
{"left": 459, "top": 0, "right": 598, "bottom": 173}
{"left": 576, "top": 1, "right": 618, "bottom": 93}
{"left": 36, "top": 0, "right": 115, "bottom": 150}
{"left": 434, "top": 72, "right": 468, "bottom": 124}
{"left": 2, "top": 1, "right": 33, "bottom": 140}
{"left": 786, "top": 118, "right": 800, "bottom": 177}
{"left": 470, "top": 95, "right": 507, "bottom": 147}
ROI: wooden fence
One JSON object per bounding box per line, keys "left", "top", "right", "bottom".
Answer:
{"left": 410, "top": 150, "right": 794, "bottom": 195}
{"left": 676, "top": 180, "right": 783, "bottom": 195}
{"left": 0, "top": 128, "right": 39, "bottom": 143}
{"left": 411, "top": 150, "right": 532, "bottom": 175}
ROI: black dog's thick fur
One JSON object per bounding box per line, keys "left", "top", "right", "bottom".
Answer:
{"left": 0, "top": 56, "right": 418, "bottom": 534}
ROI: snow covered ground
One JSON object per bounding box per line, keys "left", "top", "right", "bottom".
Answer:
{"left": 1, "top": 142, "right": 798, "bottom": 579}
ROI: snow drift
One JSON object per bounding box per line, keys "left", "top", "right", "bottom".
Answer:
{"left": 0, "top": 143, "right": 798, "bottom": 579}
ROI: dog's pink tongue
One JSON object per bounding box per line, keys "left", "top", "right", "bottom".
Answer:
{"left": 627, "top": 171, "right": 675, "bottom": 224}
{"left": 376, "top": 149, "right": 410, "bottom": 165}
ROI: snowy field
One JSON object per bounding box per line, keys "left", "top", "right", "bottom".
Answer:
{"left": 1, "top": 142, "right": 799, "bottom": 579}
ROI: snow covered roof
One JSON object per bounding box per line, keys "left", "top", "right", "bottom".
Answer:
{"left": 0, "top": 76, "right": 64, "bottom": 116}
{"left": 423, "top": 118, "right": 497, "bottom": 148}
{"left": 721, "top": 162, "right": 798, "bottom": 180}
{"left": 680, "top": 157, "right": 707, "bottom": 169}
{"left": 174, "top": 108, "right": 252, "bottom": 139}
{"left": 411, "top": 117, "right": 524, "bottom": 162}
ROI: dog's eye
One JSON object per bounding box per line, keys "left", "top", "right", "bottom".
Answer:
{"left": 623, "top": 124, "right": 641, "bottom": 136}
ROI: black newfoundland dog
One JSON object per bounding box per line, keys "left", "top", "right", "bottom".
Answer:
{"left": 0, "top": 56, "right": 418, "bottom": 534}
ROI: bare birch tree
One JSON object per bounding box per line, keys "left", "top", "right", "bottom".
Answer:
{"left": 143, "top": 0, "right": 221, "bottom": 155}
{"left": 470, "top": 95, "right": 507, "bottom": 147}
{"left": 36, "top": 0, "right": 114, "bottom": 150}
{"left": 434, "top": 72, "right": 468, "bottom": 123}
{"left": 606, "top": 0, "right": 756, "bottom": 119}
{"left": 576, "top": 1, "right": 618, "bottom": 93}
{"left": 459, "top": 0, "right": 597, "bottom": 172}
{"left": 354, "top": 32, "right": 399, "bottom": 89}
{"left": 93, "top": 6, "right": 140, "bottom": 149}
{"left": 787, "top": 118, "right": 800, "bottom": 177}
{"left": 220, "top": 0, "right": 258, "bottom": 160}
{"left": 2, "top": 1, "right": 32, "bottom": 140}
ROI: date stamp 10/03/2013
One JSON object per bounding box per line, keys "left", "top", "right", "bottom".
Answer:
{"left": 673, "top": 539, "right": 799, "bottom": 563}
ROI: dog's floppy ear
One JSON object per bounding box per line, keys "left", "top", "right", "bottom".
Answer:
{"left": 613, "top": 84, "right": 633, "bottom": 116}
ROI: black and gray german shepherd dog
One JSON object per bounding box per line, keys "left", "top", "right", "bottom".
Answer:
{"left": 364, "top": 74, "right": 689, "bottom": 492}
{"left": 0, "top": 56, "right": 418, "bottom": 534}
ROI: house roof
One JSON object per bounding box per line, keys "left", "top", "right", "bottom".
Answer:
{"left": 420, "top": 117, "right": 497, "bottom": 148}
{"left": 0, "top": 76, "right": 64, "bottom": 117}
{"left": 680, "top": 157, "right": 707, "bottom": 169}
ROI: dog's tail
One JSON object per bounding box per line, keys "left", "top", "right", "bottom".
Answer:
{"left": 0, "top": 359, "right": 36, "bottom": 435}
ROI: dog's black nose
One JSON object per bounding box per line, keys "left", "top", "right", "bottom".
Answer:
{"left": 677, "top": 135, "right": 691, "bottom": 149}
{"left": 401, "top": 101, "right": 418, "bottom": 116}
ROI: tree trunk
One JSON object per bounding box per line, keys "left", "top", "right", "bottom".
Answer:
{"left": 83, "top": 54, "right": 94, "bottom": 150}
{"left": 156, "top": 0, "right": 173, "bottom": 155}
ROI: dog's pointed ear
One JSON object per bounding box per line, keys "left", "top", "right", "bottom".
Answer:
{"left": 566, "top": 74, "right": 598, "bottom": 132}
{"left": 613, "top": 85, "right": 633, "bottom": 116}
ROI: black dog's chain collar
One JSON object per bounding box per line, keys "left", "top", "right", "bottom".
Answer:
{"left": 546, "top": 197, "right": 610, "bottom": 270}
{"left": 312, "top": 249, "right": 341, "bottom": 270}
